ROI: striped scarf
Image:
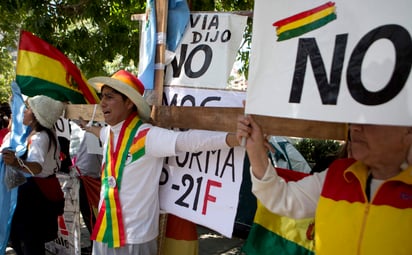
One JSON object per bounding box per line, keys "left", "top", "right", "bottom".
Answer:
{"left": 91, "top": 113, "right": 143, "bottom": 247}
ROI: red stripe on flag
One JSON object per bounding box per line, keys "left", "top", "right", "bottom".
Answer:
{"left": 273, "top": 2, "right": 335, "bottom": 27}
{"left": 18, "top": 30, "right": 99, "bottom": 104}
{"left": 133, "top": 128, "right": 150, "bottom": 144}
{"left": 166, "top": 214, "right": 198, "bottom": 240}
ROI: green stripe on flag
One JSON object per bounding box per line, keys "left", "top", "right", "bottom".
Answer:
{"left": 131, "top": 148, "right": 145, "bottom": 162}
{"left": 17, "top": 31, "right": 100, "bottom": 104}
{"left": 242, "top": 223, "right": 314, "bottom": 255}
{"left": 242, "top": 199, "right": 315, "bottom": 255}
{"left": 277, "top": 13, "right": 336, "bottom": 41}
{"left": 16, "top": 75, "right": 87, "bottom": 104}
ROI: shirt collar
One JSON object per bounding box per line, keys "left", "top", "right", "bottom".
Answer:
{"left": 110, "top": 120, "right": 125, "bottom": 134}
{"left": 344, "top": 160, "right": 412, "bottom": 185}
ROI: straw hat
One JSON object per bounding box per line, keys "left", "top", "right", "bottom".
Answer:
{"left": 88, "top": 70, "right": 151, "bottom": 121}
{"left": 28, "top": 95, "right": 65, "bottom": 129}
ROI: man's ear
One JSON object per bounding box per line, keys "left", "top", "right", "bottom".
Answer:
{"left": 126, "top": 98, "right": 135, "bottom": 111}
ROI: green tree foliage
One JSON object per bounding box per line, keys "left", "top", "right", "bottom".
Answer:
{"left": 214, "top": 0, "right": 254, "bottom": 79}
{"left": 1, "top": 0, "right": 254, "bottom": 99}
{"left": 0, "top": 46, "right": 13, "bottom": 102}
{"left": 294, "top": 138, "right": 344, "bottom": 172}
{"left": 0, "top": 0, "right": 146, "bottom": 78}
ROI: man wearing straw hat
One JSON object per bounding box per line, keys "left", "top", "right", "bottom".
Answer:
{"left": 79, "top": 70, "right": 238, "bottom": 255}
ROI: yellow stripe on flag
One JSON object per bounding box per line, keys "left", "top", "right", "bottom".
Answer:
{"left": 17, "top": 50, "right": 80, "bottom": 91}
{"left": 130, "top": 137, "right": 145, "bottom": 154}
{"left": 254, "top": 201, "right": 314, "bottom": 250}
{"left": 163, "top": 238, "right": 198, "bottom": 255}
{"left": 276, "top": 6, "right": 335, "bottom": 35}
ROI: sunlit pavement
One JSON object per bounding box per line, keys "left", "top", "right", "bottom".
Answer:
{"left": 6, "top": 221, "right": 245, "bottom": 255}
{"left": 197, "top": 225, "right": 245, "bottom": 255}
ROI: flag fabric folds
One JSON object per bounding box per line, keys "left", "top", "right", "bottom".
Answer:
{"left": 80, "top": 175, "right": 101, "bottom": 222}
{"left": 273, "top": 1, "right": 336, "bottom": 41}
{"left": 242, "top": 168, "right": 315, "bottom": 255}
{"left": 0, "top": 82, "right": 31, "bottom": 254}
{"left": 16, "top": 30, "right": 100, "bottom": 104}
{"left": 138, "top": 0, "right": 189, "bottom": 90}
{"left": 163, "top": 214, "right": 199, "bottom": 255}
{"left": 167, "top": 0, "right": 190, "bottom": 52}
{"left": 138, "top": 0, "right": 157, "bottom": 90}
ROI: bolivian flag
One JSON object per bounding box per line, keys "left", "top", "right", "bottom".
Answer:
{"left": 16, "top": 30, "right": 100, "bottom": 104}
{"left": 163, "top": 214, "right": 199, "bottom": 255}
{"left": 273, "top": 1, "right": 336, "bottom": 41}
{"left": 242, "top": 168, "right": 315, "bottom": 255}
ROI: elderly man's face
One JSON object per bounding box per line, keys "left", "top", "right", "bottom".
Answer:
{"left": 100, "top": 86, "right": 134, "bottom": 126}
{"left": 349, "top": 124, "right": 412, "bottom": 168}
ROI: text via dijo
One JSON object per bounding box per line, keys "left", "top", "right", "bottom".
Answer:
{"left": 189, "top": 14, "right": 232, "bottom": 44}
{"left": 168, "top": 14, "right": 233, "bottom": 79}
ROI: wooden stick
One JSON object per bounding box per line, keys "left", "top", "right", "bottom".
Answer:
{"left": 65, "top": 104, "right": 347, "bottom": 140}
{"left": 152, "top": 1, "right": 169, "bottom": 254}
{"left": 152, "top": 105, "right": 348, "bottom": 140}
{"left": 145, "top": 0, "right": 168, "bottom": 108}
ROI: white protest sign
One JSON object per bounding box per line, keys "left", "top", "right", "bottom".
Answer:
{"left": 55, "top": 117, "right": 71, "bottom": 140}
{"left": 159, "top": 86, "right": 246, "bottom": 237}
{"left": 164, "top": 13, "right": 247, "bottom": 89}
{"left": 246, "top": 0, "right": 412, "bottom": 125}
{"left": 162, "top": 85, "right": 245, "bottom": 107}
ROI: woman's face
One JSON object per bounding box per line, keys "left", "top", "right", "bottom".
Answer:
{"left": 349, "top": 124, "right": 412, "bottom": 167}
{"left": 23, "top": 103, "right": 35, "bottom": 126}
{"left": 100, "top": 86, "right": 134, "bottom": 126}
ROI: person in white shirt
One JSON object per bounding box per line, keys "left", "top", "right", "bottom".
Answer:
{"left": 2, "top": 95, "right": 65, "bottom": 255}
{"left": 79, "top": 70, "right": 238, "bottom": 255}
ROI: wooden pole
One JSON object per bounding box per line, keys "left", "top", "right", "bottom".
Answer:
{"left": 145, "top": 0, "right": 169, "bottom": 108}
{"left": 65, "top": 104, "right": 347, "bottom": 140}
{"left": 152, "top": 105, "right": 348, "bottom": 140}
{"left": 151, "top": 0, "right": 169, "bottom": 254}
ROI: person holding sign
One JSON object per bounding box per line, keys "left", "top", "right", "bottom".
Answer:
{"left": 237, "top": 115, "right": 412, "bottom": 254}
{"left": 78, "top": 70, "right": 238, "bottom": 255}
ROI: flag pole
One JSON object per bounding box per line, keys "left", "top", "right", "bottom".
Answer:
{"left": 152, "top": 0, "right": 168, "bottom": 107}
{"left": 153, "top": 0, "right": 168, "bottom": 254}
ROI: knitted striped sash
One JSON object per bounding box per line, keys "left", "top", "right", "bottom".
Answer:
{"left": 91, "top": 113, "right": 142, "bottom": 247}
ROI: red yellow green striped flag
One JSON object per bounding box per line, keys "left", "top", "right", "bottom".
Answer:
{"left": 16, "top": 30, "right": 100, "bottom": 104}
{"left": 163, "top": 214, "right": 199, "bottom": 255}
{"left": 273, "top": 1, "right": 337, "bottom": 42}
{"left": 242, "top": 168, "right": 315, "bottom": 255}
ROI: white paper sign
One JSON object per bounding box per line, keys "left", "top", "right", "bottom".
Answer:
{"left": 160, "top": 147, "right": 245, "bottom": 237}
{"left": 159, "top": 86, "right": 246, "bottom": 237}
{"left": 246, "top": 0, "right": 412, "bottom": 125}
{"left": 55, "top": 117, "right": 71, "bottom": 140}
{"left": 162, "top": 85, "right": 246, "bottom": 107}
{"left": 164, "top": 13, "right": 248, "bottom": 89}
